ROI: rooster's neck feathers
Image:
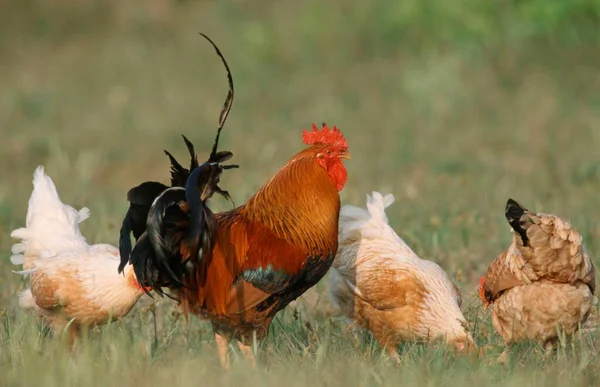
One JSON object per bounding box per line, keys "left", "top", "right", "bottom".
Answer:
{"left": 241, "top": 154, "right": 340, "bottom": 254}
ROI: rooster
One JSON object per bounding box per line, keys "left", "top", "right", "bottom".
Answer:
{"left": 118, "top": 34, "right": 351, "bottom": 368}
{"left": 479, "top": 199, "right": 597, "bottom": 354}
{"left": 10, "top": 167, "right": 148, "bottom": 344}
{"left": 329, "top": 192, "right": 475, "bottom": 363}
{"left": 122, "top": 123, "right": 350, "bottom": 367}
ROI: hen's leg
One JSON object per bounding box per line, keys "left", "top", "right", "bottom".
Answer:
{"left": 215, "top": 333, "right": 231, "bottom": 369}
{"left": 385, "top": 344, "right": 402, "bottom": 365}
{"left": 543, "top": 339, "right": 556, "bottom": 359}
{"left": 238, "top": 342, "right": 256, "bottom": 368}
{"left": 64, "top": 324, "right": 81, "bottom": 348}
{"left": 49, "top": 317, "right": 80, "bottom": 349}
{"left": 497, "top": 346, "right": 511, "bottom": 365}
{"left": 372, "top": 325, "right": 401, "bottom": 365}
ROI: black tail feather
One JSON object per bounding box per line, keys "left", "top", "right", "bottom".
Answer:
{"left": 164, "top": 149, "right": 189, "bottom": 187}
{"left": 119, "top": 181, "right": 169, "bottom": 273}
{"left": 146, "top": 187, "right": 188, "bottom": 288}
{"left": 199, "top": 33, "right": 234, "bottom": 163}
{"left": 182, "top": 135, "right": 199, "bottom": 170}
{"left": 118, "top": 207, "right": 134, "bottom": 274}
{"left": 505, "top": 198, "right": 529, "bottom": 245}
{"left": 129, "top": 232, "right": 179, "bottom": 298}
{"left": 185, "top": 164, "right": 219, "bottom": 264}
{"left": 126, "top": 181, "right": 170, "bottom": 206}
{"left": 129, "top": 233, "right": 158, "bottom": 297}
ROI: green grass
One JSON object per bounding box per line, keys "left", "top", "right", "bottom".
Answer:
{"left": 1, "top": 1, "right": 600, "bottom": 386}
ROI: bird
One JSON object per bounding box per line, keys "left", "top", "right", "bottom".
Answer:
{"left": 10, "top": 166, "right": 149, "bottom": 344}
{"left": 328, "top": 191, "right": 475, "bottom": 363}
{"left": 118, "top": 34, "right": 351, "bottom": 368}
{"left": 479, "top": 198, "right": 597, "bottom": 356}
{"left": 122, "top": 123, "right": 350, "bottom": 368}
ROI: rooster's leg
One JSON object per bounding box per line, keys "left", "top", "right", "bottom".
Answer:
{"left": 238, "top": 342, "right": 256, "bottom": 368}
{"left": 215, "top": 333, "right": 231, "bottom": 369}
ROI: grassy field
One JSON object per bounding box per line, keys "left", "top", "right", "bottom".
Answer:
{"left": 1, "top": 1, "right": 600, "bottom": 386}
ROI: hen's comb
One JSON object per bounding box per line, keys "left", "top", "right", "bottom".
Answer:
{"left": 302, "top": 123, "right": 348, "bottom": 149}
{"left": 477, "top": 277, "right": 486, "bottom": 301}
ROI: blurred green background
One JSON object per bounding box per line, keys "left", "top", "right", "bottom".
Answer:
{"left": 1, "top": 1, "right": 600, "bottom": 386}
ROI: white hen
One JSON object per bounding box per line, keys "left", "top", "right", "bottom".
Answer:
{"left": 11, "top": 166, "right": 148, "bottom": 343}
{"left": 329, "top": 191, "right": 475, "bottom": 361}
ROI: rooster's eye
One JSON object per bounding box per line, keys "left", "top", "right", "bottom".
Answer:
{"left": 326, "top": 150, "right": 332, "bottom": 155}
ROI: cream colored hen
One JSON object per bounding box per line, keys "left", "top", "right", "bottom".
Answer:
{"left": 328, "top": 191, "right": 475, "bottom": 362}
{"left": 479, "top": 199, "right": 597, "bottom": 352}
{"left": 11, "top": 166, "right": 148, "bottom": 343}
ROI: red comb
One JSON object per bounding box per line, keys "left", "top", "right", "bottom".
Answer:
{"left": 478, "top": 277, "right": 487, "bottom": 303}
{"left": 478, "top": 277, "right": 485, "bottom": 288}
{"left": 302, "top": 123, "right": 348, "bottom": 149}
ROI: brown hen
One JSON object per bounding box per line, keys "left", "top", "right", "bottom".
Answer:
{"left": 479, "top": 199, "right": 597, "bottom": 352}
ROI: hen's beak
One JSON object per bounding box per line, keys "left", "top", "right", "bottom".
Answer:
{"left": 452, "top": 338, "right": 478, "bottom": 355}
{"left": 339, "top": 151, "right": 352, "bottom": 159}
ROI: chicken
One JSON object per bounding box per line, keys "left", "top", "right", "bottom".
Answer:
{"left": 119, "top": 34, "right": 350, "bottom": 368}
{"left": 479, "top": 199, "right": 597, "bottom": 352}
{"left": 10, "top": 166, "right": 148, "bottom": 344}
{"left": 328, "top": 192, "right": 475, "bottom": 362}
{"left": 121, "top": 122, "right": 350, "bottom": 368}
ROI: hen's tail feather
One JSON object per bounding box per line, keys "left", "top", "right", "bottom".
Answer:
{"left": 338, "top": 191, "right": 395, "bottom": 242}
{"left": 10, "top": 166, "right": 89, "bottom": 268}
{"left": 365, "top": 191, "right": 395, "bottom": 224}
{"left": 11, "top": 243, "right": 26, "bottom": 265}
{"left": 505, "top": 198, "right": 529, "bottom": 245}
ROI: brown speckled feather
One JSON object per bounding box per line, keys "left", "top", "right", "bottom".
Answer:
{"left": 483, "top": 201, "right": 596, "bottom": 301}
{"left": 482, "top": 199, "right": 597, "bottom": 345}
{"left": 330, "top": 192, "right": 475, "bottom": 358}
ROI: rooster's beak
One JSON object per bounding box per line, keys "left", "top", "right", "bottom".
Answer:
{"left": 339, "top": 151, "right": 351, "bottom": 159}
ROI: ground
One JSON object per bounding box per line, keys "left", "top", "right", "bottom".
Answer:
{"left": 1, "top": 1, "right": 600, "bottom": 386}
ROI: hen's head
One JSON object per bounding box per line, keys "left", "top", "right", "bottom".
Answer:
{"left": 302, "top": 123, "right": 350, "bottom": 191}
{"left": 408, "top": 263, "right": 477, "bottom": 354}
{"left": 449, "top": 334, "right": 479, "bottom": 356}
